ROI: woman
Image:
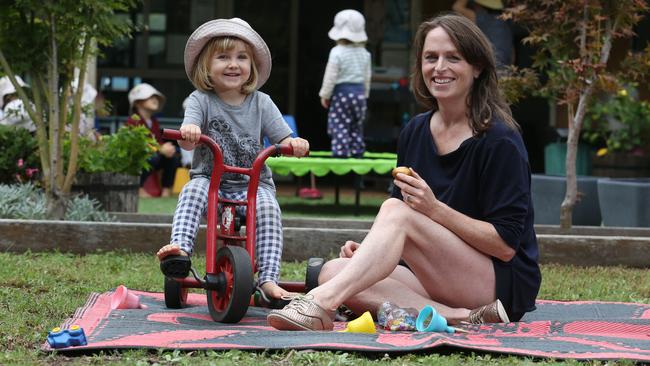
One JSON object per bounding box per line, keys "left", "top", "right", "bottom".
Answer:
{"left": 268, "top": 14, "right": 541, "bottom": 331}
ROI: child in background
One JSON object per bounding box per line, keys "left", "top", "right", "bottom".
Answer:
{"left": 156, "top": 18, "right": 309, "bottom": 300}
{"left": 126, "top": 83, "right": 180, "bottom": 197}
{"left": 0, "top": 75, "right": 35, "bottom": 132}
{"left": 319, "top": 9, "right": 372, "bottom": 158}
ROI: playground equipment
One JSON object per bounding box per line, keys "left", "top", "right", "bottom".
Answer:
{"left": 160, "top": 129, "right": 323, "bottom": 323}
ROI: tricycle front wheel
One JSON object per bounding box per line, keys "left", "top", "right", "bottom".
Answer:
{"left": 207, "top": 246, "right": 253, "bottom": 323}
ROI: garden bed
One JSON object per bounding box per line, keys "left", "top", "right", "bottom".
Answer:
{"left": 1, "top": 217, "right": 649, "bottom": 267}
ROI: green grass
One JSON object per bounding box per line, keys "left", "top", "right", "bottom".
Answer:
{"left": 138, "top": 192, "right": 386, "bottom": 219}
{"left": 0, "top": 251, "right": 647, "bottom": 365}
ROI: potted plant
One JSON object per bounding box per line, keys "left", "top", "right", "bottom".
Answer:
{"left": 582, "top": 86, "right": 650, "bottom": 227}
{"left": 72, "top": 125, "right": 158, "bottom": 212}
{"left": 583, "top": 86, "right": 650, "bottom": 178}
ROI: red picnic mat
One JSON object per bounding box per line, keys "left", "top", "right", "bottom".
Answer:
{"left": 42, "top": 289, "right": 650, "bottom": 361}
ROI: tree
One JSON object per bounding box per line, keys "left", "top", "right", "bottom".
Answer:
{"left": 0, "top": 0, "right": 136, "bottom": 218}
{"left": 503, "top": 0, "right": 650, "bottom": 228}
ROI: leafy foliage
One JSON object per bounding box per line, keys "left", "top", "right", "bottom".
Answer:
{"left": 504, "top": 1, "right": 649, "bottom": 104}
{"left": 0, "top": 125, "right": 40, "bottom": 184}
{"left": 502, "top": 0, "right": 650, "bottom": 228}
{"left": 64, "top": 194, "right": 116, "bottom": 222}
{"left": 583, "top": 87, "right": 650, "bottom": 153}
{"left": 498, "top": 66, "right": 540, "bottom": 105}
{"left": 0, "top": 0, "right": 137, "bottom": 218}
{"left": 0, "top": 183, "right": 48, "bottom": 220}
{"left": 0, "top": 183, "right": 114, "bottom": 221}
{"left": 69, "top": 125, "right": 158, "bottom": 176}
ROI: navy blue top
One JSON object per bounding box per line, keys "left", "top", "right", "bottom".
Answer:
{"left": 392, "top": 111, "right": 541, "bottom": 315}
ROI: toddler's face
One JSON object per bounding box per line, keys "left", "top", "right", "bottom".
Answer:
{"left": 209, "top": 40, "right": 252, "bottom": 94}
{"left": 138, "top": 96, "right": 160, "bottom": 113}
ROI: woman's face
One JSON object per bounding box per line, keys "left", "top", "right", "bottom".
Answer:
{"left": 421, "top": 27, "right": 480, "bottom": 103}
{"left": 208, "top": 40, "right": 252, "bottom": 94}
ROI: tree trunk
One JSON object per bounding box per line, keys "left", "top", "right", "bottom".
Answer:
{"left": 46, "top": 191, "right": 69, "bottom": 220}
{"left": 560, "top": 85, "right": 594, "bottom": 229}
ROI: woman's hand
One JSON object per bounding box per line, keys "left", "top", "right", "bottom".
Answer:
{"left": 340, "top": 240, "right": 360, "bottom": 258}
{"left": 393, "top": 169, "right": 440, "bottom": 218}
{"left": 179, "top": 124, "right": 201, "bottom": 144}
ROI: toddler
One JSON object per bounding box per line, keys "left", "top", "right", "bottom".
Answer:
{"left": 157, "top": 18, "right": 309, "bottom": 300}
{"left": 126, "top": 83, "right": 180, "bottom": 197}
{"left": 319, "top": 9, "right": 372, "bottom": 157}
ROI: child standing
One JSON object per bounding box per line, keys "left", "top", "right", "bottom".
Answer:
{"left": 156, "top": 18, "right": 309, "bottom": 300}
{"left": 319, "top": 9, "right": 372, "bottom": 158}
{"left": 126, "top": 83, "right": 180, "bottom": 197}
{"left": 0, "top": 75, "right": 35, "bottom": 132}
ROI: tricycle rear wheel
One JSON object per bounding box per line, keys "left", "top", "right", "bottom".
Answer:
{"left": 164, "top": 276, "right": 188, "bottom": 308}
{"left": 305, "top": 257, "right": 325, "bottom": 293}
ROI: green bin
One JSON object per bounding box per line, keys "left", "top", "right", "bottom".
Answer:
{"left": 544, "top": 142, "right": 592, "bottom": 176}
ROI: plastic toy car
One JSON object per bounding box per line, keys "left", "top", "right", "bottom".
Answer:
{"left": 47, "top": 325, "right": 87, "bottom": 348}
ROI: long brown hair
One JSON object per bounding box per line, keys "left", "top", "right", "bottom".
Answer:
{"left": 411, "top": 13, "right": 518, "bottom": 133}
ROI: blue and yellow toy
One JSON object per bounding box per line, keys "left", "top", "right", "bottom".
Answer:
{"left": 47, "top": 325, "right": 87, "bottom": 348}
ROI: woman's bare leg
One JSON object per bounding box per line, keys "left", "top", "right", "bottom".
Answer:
{"left": 309, "top": 198, "right": 496, "bottom": 322}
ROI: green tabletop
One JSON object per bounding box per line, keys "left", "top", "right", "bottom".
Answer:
{"left": 267, "top": 153, "right": 397, "bottom": 177}
{"left": 307, "top": 151, "right": 397, "bottom": 159}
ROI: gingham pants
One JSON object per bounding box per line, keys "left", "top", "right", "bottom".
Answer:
{"left": 170, "top": 177, "right": 283, "bottom": 285}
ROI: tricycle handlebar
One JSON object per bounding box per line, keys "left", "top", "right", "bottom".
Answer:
{"left": 161, "top": 128, "right": 300, "bottom": 158}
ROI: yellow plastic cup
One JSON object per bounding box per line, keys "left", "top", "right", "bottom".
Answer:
{"left": 340, "top": 311, "right": 376, "bottom": 334}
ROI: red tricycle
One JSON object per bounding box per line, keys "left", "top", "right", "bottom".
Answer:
{"left": 160, "top": 129, "right": 323, "bottom": 323}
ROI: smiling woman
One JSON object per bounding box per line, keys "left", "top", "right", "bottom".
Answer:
{"left": 421, "top": 27, "right": 480, "bottom": 105}
{"left": 267, "top": 14, "right": 540, "bottom": 332}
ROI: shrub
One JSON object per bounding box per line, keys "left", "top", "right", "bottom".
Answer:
{"left": 72, "top": 125, "right": 158, "bottom": 176}
{"left": 65, "top": 195, "right": 116, "bottom": 222}
{"left": 0, "top": 183, "right": 115, "bottom": 222}
{"left": 0, "top": 183, "right": 47, "bottom": 219}
{"left": 0, "top": 125, "right": 39, "bottom": 184}
{"left": 583, "top": 87, "right": 650, "bottom": 155}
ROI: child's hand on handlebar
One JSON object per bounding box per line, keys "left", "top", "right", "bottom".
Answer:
{"left": 284, "top": 137, "right": 310, "bottom": 157}
{"left": 180, "top": 124, "right": 201, "bottom": 144}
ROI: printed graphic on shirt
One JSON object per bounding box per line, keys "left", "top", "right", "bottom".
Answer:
{"left": 196, "top": 115, "right": 259, "bottom": 181}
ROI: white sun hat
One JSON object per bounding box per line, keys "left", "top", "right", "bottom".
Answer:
{"left": 184, "top": 18, "right": 272, "bottom": 89}
{"left": 328, "top": 9, "right": 368, "bottom": 43}
{"left": 0, "top": 75, "right": 28, "bottom": 109}
{"left": 127, "top": 83, "right": 166, "bottom": 112}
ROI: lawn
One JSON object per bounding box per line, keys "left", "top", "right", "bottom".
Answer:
{"left": 138, "top": 183, "right": 388, "bottom": 219}
{"left": 0, "top": 251, "right": 647, "bottom": 365}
